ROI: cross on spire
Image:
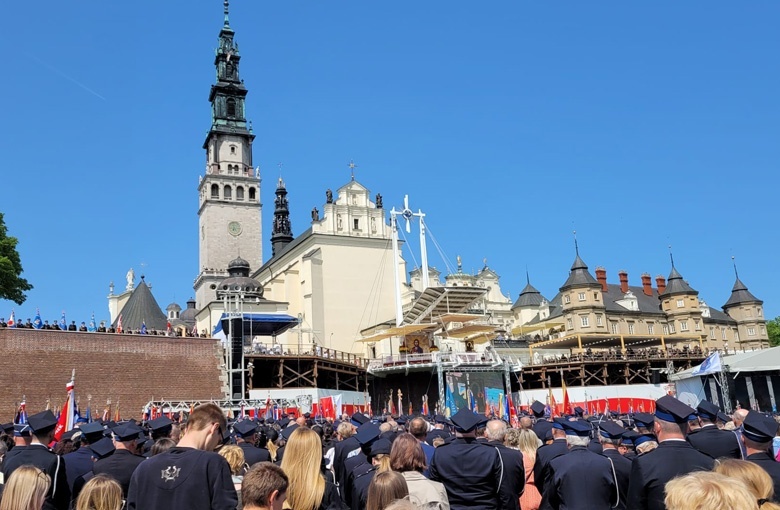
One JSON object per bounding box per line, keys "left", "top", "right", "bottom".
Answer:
{"left": 349, "top": 160, "right": 358, "bottom": 181}
{"left": 668, "top": 245, "right": 675, "bottom": 268}
{"left": 732, "top": 255, "right": 739, "bottom": 279}
{"left": 573, "top": 230, "right": 579, "bottom": 256}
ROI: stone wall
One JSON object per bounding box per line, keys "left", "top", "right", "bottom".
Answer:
{"left": 0, "top": 328, "right": 225, "bottom": 422}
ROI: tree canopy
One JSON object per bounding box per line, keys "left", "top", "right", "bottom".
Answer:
{"left": 0, "top": 213, "right": 32, "bottom": 305}
{"left": 768, "top": 317, "right": 780, "bottom": 347}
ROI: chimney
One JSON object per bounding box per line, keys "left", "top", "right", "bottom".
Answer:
{"left": 641, "top": 273, "right": 653, "bottom": 296}
{"left": 595, "top": 266, "right": 608, "bottom": 292}
{"left": 656, "top": 275, "right": 666, "bottom": 294}
{"left": 618, "top": 270, "right": 629, "bottom": 294}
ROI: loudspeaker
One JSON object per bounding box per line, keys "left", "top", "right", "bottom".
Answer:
{"left": 651, "top": 370, "right": 661, "bottom": 384}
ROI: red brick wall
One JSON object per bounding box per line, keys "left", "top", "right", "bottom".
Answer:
{"left": 0, "top": 328, "right": 225, "bottom": 421}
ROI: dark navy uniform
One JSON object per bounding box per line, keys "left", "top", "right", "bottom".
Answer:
{"left": 429, "top": 438, "right": 502, "bottom": 510}
{"left": 626, "top": 440, "right": 714, "bottom": 510}
{"left": 533, "top": 420, "right": 554, "bottom": 443}
{"left": 489, "top": 440, "right": 524, "bottom": 510}
{"left": 601, "top": 448, "right": 630, "bottom": 510}
{"left": 542, "top": 446, "right": 617, "bottom": 510}
{"left": 534, "top": 438, "right": 568, "bottom": 493}
{"left": 350, "top": 464, "right": 375, "bottom": 510}
{"left": 687, "top": 425, "right": 741, "bottom": 460}
{"left": 63, "top": 446, "right": 96, "bottom": 493}
{"left": 333, "top": 435, "right": 361, "bottom": 496}
{"left": 2, "top": 443, "right": 71, "bottom": 510}
{"left": 747, "top": 451, "right": 780, "bottom": 498}
{"left": 93, "top": 449, "right": 146, "bottom": 497}
{"left": 426, "top": 428, "right": 450, "bottom": 444}
{"left": 238, "top": 442, "right": 270, "bottom": 466}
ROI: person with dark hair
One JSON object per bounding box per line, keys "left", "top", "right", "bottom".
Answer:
{"left": 234, "top": 421, "right": 271, "bottom": 466}
{"left": 1, "top": 410, "right": 71, "bottom": 510}
{"left": 151, "top": 438, "right": 176, "bottom": 456}
{"left": 127, "top": 403, "right": 237, "bottom": 510}
{"left": 93, "top": 422, "right": 146, "bottom": 498}
{"left": 686, "top": 400, "right": 740, "bottom": 460}
{"left": 242, "top": 462, "right": 288, "bottom": 510}
{"left": 741, "top": 411, "right": 780, "bottom": 498}
{"left": 390, "top": 433, "right": 448, "bottom": 509}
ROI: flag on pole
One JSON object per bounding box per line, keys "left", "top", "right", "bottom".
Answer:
{"left": 319, "top": 396, "right": 335, "bottom": 420}
{"left": 7, "top": 310, "right": 16, "bottom": 328}
{"left": 33, "top": 309, "right": 43, "bottom": 330}
{"left": 102, "top": 400, "right": 111, "bottom": 422}
{"left": 140, "top": 321, "right": 147, "bottom": 335}
{"left": 191, "top": 323, "right": 198, "bottom": 337}
{"left": 114, "top": 402, "right": 121, "bottom": 422}
{"left": 166, "top": 321, "right": 172, "bottom": 336}
{"left": 562, "top": 379, "right": 571, "bottom": 415}
{"left": 88, "top": 313, "right": 97, "bottom": 332}
{"left": 54, "top": 372, "right": 76, "bottom": 441}
{"left": 116, "top": 315, "right": 123, "bottom": 334}
{"left": 59, "top": 311, "right": 66, "bottom": 331}
{"left": 691, "top": 352, "right": 722, "bottom": 376}
{"left": 265, "top": 395, "right": 273, "bottom": 420}
{"left": 15, "top": 398, "right": 27, "bottom": 424}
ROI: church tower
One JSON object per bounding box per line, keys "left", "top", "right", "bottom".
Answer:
{"left": 195, "top": 1, "right": 262, "bottom": 308}
{"left": 271, "top": 178, "right": 293, "bottom": 256}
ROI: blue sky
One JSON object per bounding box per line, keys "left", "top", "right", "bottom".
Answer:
{"left": 2, "top": 1, "right": 779, "bottom": 327}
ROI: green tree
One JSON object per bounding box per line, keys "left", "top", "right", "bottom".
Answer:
{"left": 0, "top": 212, "right": 32, "bottom": 304}
{"left": 768, "top": 317, "right": 780, "bottom": 347}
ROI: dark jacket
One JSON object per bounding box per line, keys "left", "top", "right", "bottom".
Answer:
{"left": 429, "top": 437, "right": 503, "bottom": 510}
{"left": 2, "top": 443, "right": 71, "bottom": 510}
{"left": 541, "top": 446, "right": 617, "bottom": 510}
{"left": 687, "top": 425, "right": 741, "bottom": 460}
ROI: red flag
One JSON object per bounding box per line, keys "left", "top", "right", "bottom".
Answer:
{"left": 320, "top": 396, "right": 335, "bottom": 420}
{"left": 562, "top": 380, "right": 571, "bottom": 415}
{"left": 53, "top": 379, "right": 75, "bottom": 441}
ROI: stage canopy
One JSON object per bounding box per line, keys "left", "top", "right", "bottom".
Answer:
{"left": 218, "top": 313, "right": 299, "bottom": 337}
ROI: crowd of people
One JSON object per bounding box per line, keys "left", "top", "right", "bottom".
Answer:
{"left": 0, "top": 317, "right": 210, "bottom": 338}
{"left": 0, "top": 394, "right": 779, "bottom": 510}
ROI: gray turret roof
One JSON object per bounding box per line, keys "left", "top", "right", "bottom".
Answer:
{"left": 112, "top": 277, "right": 167, "bottom": 331}
{"left": 723, "top": 277, "right": 762, "bottom": 308}
{"left": 512, "top": 282, "right": 547, "bottom": 309}
{"left": 660, "top": 266, "right": 698, "bottom": 296}
{"left": 560, "top": 254, "right": 600, "bottom": 290}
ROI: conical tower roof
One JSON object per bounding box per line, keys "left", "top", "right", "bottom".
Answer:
{"left": 112, "top": 277, "right": 167, "bottom": 330}
{"left": 723, "top": 277, "right": 762, "bottom": 308}
{"left": 512, "top": 272, "right": 548, "bottom": 309}
{"left": 660, "top": 265, "right": 698, "bottom": 296}
{"left": 560, "top": 252, "right": 600, "bottom": 290}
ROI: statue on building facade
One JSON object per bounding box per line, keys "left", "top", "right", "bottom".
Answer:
{"left": 125, "top": 268, "right": 135, "bottom": 291}
{"left": 326, "top": 189, "right": 333, "bottom": 204}
{"left": 375, "top": 193, "right": 383, "bottom": 208}
{"left": 311, "top": 207, "right": 319, "bottom": 222}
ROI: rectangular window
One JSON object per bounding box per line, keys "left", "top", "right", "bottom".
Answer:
{"left": 676, "top": 299, "right": 685, "bottom": 308}
{"left": 578, "top": 292, "right": 586, "bottom": 301}
{"left": 694, "top": 320, "right": 701, "bottom": 331}
{"left": 663, "top": 325, "right": 669, "bottom": 335}
{"left": 669, "top": 323, "right": 676, "bottom": 334}
{"left": 564, "top": 295, "right": 571, "bottom": 304}
{"left": 567, "top": 318, "right": 573, "bottom": 330}
{"left": 761, "top": 325, "right": 766, "bottom": 335}
{"left": 710, "top": 327, "right": 716, "bottom": 339}
{"left": 353, "top": 219, "right": 360, "bottom": 230}
{"left": 628, "top": 323, "right": 635, "bottom": 334}
{"left": 748, "top": 327, "right": 756, "bottom": 336}
{"left": 680, "top": 321, "right": 689, "bottom": 332}
{"left": 581, "top": 315, "right": 590, "bottom": 327}
{"left": 596, "top": 315, "right": 603, "bottom": 327}
{"left": 611, "top": 322, "right": 618, "bottom": 334}
{"left": 721, "top": 328, "right": 727, "bottom": 340}
{"left": 594, "top": 292, "right": 599, "bottom": 301}
{"left": 648, "top": 323, "right": 654, "bottom": 335}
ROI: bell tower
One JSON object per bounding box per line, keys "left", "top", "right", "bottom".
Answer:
{"left": 195, "top": 0, "right": 262, "bottom": 308}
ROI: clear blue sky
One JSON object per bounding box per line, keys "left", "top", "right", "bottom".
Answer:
{"left": 2, "top": 1, "right": 779, "bottom": 326}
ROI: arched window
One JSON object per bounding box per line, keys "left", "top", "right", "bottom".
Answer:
{"left": 224, "top": 185, "right": 232, "bottom": 199}
{"left": 236, "top": 186, "right": 244, "bottom": 200}
{"left": 248, "top": 187, "right": 256, "bottom": 200}
{"left": 211, "top": 184, "right": 219, "bottom": 199}
{"left": 230, "top": 145, "right": 236, "bottom": 155}
{"left": 226, "top": 98, "right": 236, "bottom": 118}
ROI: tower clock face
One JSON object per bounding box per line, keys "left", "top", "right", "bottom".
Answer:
{"left": 228, "top": 221, "right": 242, "bottom": 237}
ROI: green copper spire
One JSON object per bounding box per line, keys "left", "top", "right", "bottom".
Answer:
{"left": 224, "top": 0, "right": 230, "bottom": 27}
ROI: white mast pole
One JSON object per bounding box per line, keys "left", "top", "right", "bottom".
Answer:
{"left": 418, "top": 211, "right": 429, "bottom": 290}
{"left": 390, "top": 208, "right": 403, "bottom": 327}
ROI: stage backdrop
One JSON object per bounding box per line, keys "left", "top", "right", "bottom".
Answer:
{"left": 444, "top": 371, "right": 506, "bottom": 417}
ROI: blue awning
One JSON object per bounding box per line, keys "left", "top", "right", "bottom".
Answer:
{"left": 219, "top": 313, "right": 299, "bottom": 337}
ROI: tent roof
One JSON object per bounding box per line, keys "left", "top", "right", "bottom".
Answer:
{"left": 672, "top": 347, "right": 780, "bottom": 380}
{"left": 218, "top": 313, "right": 299, "bottom": 337}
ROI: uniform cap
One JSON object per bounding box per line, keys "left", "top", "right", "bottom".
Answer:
{"left": 351, "top": 413, "right": 370, "bottom": 427}
{"left": 598, "top": 421, "right": 626, "bottom": 440}
{"left": 113, "top": 422, "right": 143, "bottom": 442}
{"left": 149, "top": 416, "right": 174, "bottom": 431}
{"left": 449, "top": 408, "right": 488, "bottom": 433}
{"left": 716, "top": 412, "right": 731, "bottom": 423}
{"left": 621, "top": 430, "right": 638, "bottom": 445}
{"left": 280, "top": 423, "right": 299, "bottom": 441}
{"left": 1, "top": 422, "right": 13, "bottom": 434}
{"left": 654, "top": 396, "right": 695, "bottom": 423}
{"left": 79, "top": 422, "right": 106, "bottom": 438}
{"left": 27, "top": 410, "right": 58, "bottom": 434}
{"left": 278, "top": 418, "right": 290, "bottom": 428}
{"left": 552, "top": 417, "right": 567, "bottom": 430}
{"left": 13, "top": 423, "right": 32, "bottom": 437}
{"left": 695, "top": 400, "right": 719, "bottom": 420}
{"left": 742, "top": 411, "right": 779, "bottom": 443}
{"left": 90, "top": 437, "right": 116, "bottom": 459}
{"left": 634, "top": 434, "right": 656, "bottom": 447}
{"left": 369, "top": 438, "right": 392, "bottom": 457}
{"left": 61, "top": 429, "right": 81, "bottom": 442}
{"left": 573, "top": 406, "right": 585, "bottom": 417}
{"left": 233, "top": 420, "right": 258, "bottom": 438}
{"left": 560, "top": 419, "right": 591, "bottom": 437}
{"left": 632, "top": 412, "right": 655, "bottom": 428}
{"left": 530, "top": 401, "right": 546, "bottom": 417}
{"left": 355, "top": 423, "right": 381, "bottom": 445}
{"left": 434, "top": 414, "right": 450, "bottom": 425}
{"left": 396, "top": 416, "right": 408, "bottom": 425}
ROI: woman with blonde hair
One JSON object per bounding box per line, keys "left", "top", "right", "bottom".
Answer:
{"left": 366, "top": 471, "right": 410, "bottom": 510}
{"left": 280, "top": 427, "right": 347, "bottom": 510}
{"left": 665, "top": 471, "right": 758, "bottom": 510}
{"left": 509, "top": 428, "right": 542, "bottom": 510}
{"left": 714, "top": 459, "right": 780, "bottom": 509}
{"left": 75, "top": 475, "right": 123, "bottom": 510}
{"left": 0, "top": 465, "right": 51, "bottom": 510}
{"left": 218, "top": 444, "right": 247, "bottom": 489}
